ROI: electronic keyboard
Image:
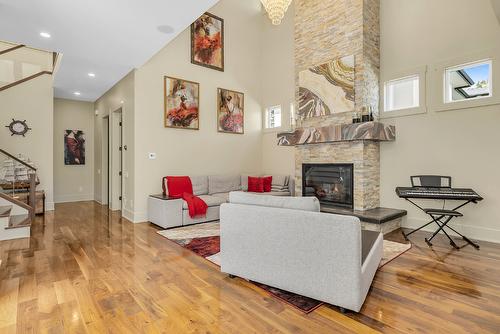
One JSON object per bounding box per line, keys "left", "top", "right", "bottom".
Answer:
{"left": 396, "top": 187, "right": 483, "bottom": 201}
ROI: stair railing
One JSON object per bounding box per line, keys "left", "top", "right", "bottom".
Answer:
{"left": 0, "top": 43, "right": 58, "bottom": 93}
{"left": 0, "top": 148, "right": 36, "bottom": 222}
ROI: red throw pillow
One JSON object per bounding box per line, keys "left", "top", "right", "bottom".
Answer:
{"left": 163, "top": 176, "right": 193, "bottom": 198}
{"left": 263, "top": 176, "right": 272, "bottom": 192}
{"left": 248, "top": 176, "right": 264, "bottom": 193}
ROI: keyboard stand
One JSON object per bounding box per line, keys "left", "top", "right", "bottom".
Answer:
{"left": 402, "top": 198, "right": 480, "bottom": 250}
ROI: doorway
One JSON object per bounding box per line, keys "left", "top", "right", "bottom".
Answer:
{"left": 109, "top": 109, "right": 123, "bottom": 211}
{"left": 102, "top": 116, "right": 109, "bottom": 206}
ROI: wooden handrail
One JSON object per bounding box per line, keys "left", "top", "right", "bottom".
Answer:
{"left": 0, "top": 148, "right": 36, "bottom": 171}
{"left": 0, "top": 192, "right": 34, "bottom": 215}
{"left": 0, "top": 44, "right": 25, "bottom": 56}
{"left": 0, "top": 70, "right": 52, "bottom": 93}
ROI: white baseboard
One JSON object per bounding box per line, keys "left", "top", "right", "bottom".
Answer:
{"left": 122, "top": 207, "right": 135, "bottom": 222}
{"left": 54, "top": 194, "right": 94, "bottom": 204}
{"left": 403, "top": 216, "right": 500, "bottom": 244}
{"left": 133, "top": 210, "right": 148, "bottom": 223}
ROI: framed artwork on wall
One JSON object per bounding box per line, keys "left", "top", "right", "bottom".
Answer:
{"left": 217, "top": 88, "right": 244, "bottom": 134}
{"left": 64, "top": 130, "right": 86, "bottom": 165}
{"left": 298, "top": 55, "right": 355, "bottom": 120}
{"left": 191, "top": 12, "right": 224, "bottom": 71}
{"left": 164, "top": 76, "right": 200, "bottom": 130}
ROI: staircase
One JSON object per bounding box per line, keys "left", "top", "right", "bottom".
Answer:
{"left": 0, "top": 40, "right": 58, "bottom": 92}
{"left": 0, "top": 205, "right": 30, "bottom": 241}
{"left": 0, "top": 149, "right": 37, "bottom": 241}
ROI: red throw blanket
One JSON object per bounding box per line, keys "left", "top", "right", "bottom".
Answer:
{"left": 163, "top": 176, "right": 208, "bottom": 218}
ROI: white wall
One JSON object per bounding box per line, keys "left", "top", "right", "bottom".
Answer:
{"left": 379, "top": 0, "right": 500, "bottom": 242}
{"left": 0, "top": 75, "right": 54, "bottom": 210}
{"left": 53, "top": 98, "right": 94, "bottom": 203}
{"left": 261, "top": 2, "right": 296, "bottom": 176}
{"left": 132, "top": 0, "right": 265, "bottom": 222}
{"left": 94, "top": 70, "right": 135, "bottom": 220}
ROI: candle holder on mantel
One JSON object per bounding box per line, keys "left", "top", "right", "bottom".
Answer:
{"left": 353, "top": 105, "right": 375, "bottom": 124}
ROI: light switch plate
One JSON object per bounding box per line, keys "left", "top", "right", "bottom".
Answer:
{"left": 148, "top": 153, "right": 156, "bottom": 160}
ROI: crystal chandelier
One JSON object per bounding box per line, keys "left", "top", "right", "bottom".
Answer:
{"left": 261, "top": 0, "right": 292, "bottom": 25}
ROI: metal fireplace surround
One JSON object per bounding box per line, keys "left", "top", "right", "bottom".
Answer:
{"left": 302, "top": 163, "right": 354, "bottom": 209}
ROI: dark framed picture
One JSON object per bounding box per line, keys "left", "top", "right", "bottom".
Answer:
{"left": 64, "top": 130, "right": 86, "bottom": 165}
{"left": 191, "top": 12, "right": 224, "bottom": 71}
{"left": 164, "top": 76, "right": 200, "bottom": 130}
{"left": 217, "top": 88, "right": 244, "bottom": 134}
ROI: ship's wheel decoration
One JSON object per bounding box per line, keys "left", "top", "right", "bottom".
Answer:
{"left": 5, "top": 119, "right": 31, "bottom": 137}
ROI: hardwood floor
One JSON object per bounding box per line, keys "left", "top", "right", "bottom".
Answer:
{"left": 0, "top": 201, "right": 499, "bottom": 333}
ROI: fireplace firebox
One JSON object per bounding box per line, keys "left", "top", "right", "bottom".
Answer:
{"left": 302, "top": 163, "right": 354, "bottom": 209}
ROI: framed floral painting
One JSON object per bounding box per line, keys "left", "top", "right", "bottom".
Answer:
{"left": 191, "top": 12, "right": 224, "bottom": 71}
{"left": 164, "top": 76, "right": 200, "bottom": 130}
{"left": 217, "top": 88, "right": 244, "bottom": 134}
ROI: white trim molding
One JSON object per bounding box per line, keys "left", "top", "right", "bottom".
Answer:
{"left": 429, "top": 48, "right": 500, "bottom": 112}
{"left": 380, "top": 65, "right": 427, "bottom": 119}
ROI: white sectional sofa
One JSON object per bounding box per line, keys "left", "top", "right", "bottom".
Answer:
{"left": 148, "top": 174, "right": 294, "bottom": 229}
{"left": 220, "top": 192, "right": 383, "bottom": 313}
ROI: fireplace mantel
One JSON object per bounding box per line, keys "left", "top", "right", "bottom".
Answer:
{"left": 277, "top": 121, "right": 395, "bottom": 146}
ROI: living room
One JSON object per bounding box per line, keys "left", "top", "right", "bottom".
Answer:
{"left": 0, "top": 0, "right": 499, "bottom": 332}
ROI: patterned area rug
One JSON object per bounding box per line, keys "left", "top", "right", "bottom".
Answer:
{"left": 158, "top": 222, "right": 411, "bottom": 313}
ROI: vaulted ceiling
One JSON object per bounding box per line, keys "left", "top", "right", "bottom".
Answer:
{"left": 0, "top": 0, "right": 219, "bottom": 101}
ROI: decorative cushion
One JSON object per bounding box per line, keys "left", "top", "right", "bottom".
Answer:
{"left": 241, "top": 174, "right": 250, "bottom": 191}
{"left": 248, "top": 176, "right": 264, "bottom": 192}
{"left": 263, "top": 176, "right": 272, "bottom": 192}
{"left": 190, "top": 176, "right": 209, "bottom": 195}
{"left": 208, "top": 175, "right": 241, "bottom": 194}
{"left": 270, "top": 175, "right": 290, "bottom": 192}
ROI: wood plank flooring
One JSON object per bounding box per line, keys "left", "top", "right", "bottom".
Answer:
{"left": 0, "top": 201, "right": 499, "bottom": 333}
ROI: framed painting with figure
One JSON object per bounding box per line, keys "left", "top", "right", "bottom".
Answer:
{"left": 164, "top": 76, "right": 200, "bottom": 130}
{"left": 64, "top": 130, "right": 86, "bottom": 165}
{"left": 217, "top": 88, "right": 244, "bottom": 134}
{"left": 298, "top": 55, "right": 355, "bottom": 120}
{"left": 191, "top": 12, "right": 224, "bottom": 71}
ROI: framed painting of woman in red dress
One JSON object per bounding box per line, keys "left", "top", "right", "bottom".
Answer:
{"left": 164, "top": 76, "right": 200, "bottom": 130}
{"left": 191, "top": 12, "right": 224, "bottom": 72}
{"left": 217, "top": 88, "right": 244, "bottom": 134}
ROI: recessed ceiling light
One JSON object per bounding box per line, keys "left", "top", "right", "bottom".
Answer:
{"left": 88, "top": 73, "right": 96, "bottom": 78}
{"left": 120, "top": 100, "right": 124, "bottom": 104}
{"left": 74, "top": 92, "right": 81, "bottom": 96}
{"left": 40, "top": 32, "right": 51, "bottom": 38}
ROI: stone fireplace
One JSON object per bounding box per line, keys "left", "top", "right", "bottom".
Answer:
{"left": 296, "top": 140, "right": 380, "bottom": 211}
{"left": 275, "top": 0, "right": 407, "bottom": 233}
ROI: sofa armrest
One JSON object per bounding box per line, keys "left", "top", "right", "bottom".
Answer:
{"left": 148, "top": 196, "right": 183, "bottom": 229}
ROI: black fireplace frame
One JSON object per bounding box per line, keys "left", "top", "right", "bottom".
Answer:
{"left": 302, "top": 163, "right": 354, "bottom": 209}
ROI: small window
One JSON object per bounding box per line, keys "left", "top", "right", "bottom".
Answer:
{"left": 444, "top": 59, "right": 492, "bottom": 103}
{"left": 384, "top": 75, "right": 420, "bottom": 112}
{"left": 265, "top": 105, "right": 282, "bottom": 129}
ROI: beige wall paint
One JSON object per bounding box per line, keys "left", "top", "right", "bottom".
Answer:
{"left": 94, "top": 70, "right": 135, "bottom": 219}
{"left": 53, "top": 98, "right": 94, "bottom": 203}
{"left": 132, "top": 0, "right": 264, "bottom": 221}
{"left": 0, "top": 74, "right": 54, "bottom": 210}
{"left": 261, "top": 3, "right": 295, "bottom": 176}
{"left": 379, "top": 0, "right": 500, "bottom": 242}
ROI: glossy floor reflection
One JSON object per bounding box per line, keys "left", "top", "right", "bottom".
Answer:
{"left": 0, "top": 201, "right": 499, "bottom": 333}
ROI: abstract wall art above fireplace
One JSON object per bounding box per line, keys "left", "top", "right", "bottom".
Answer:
{"left": 298, "top": 55, "right": 355, "bottom": 120}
